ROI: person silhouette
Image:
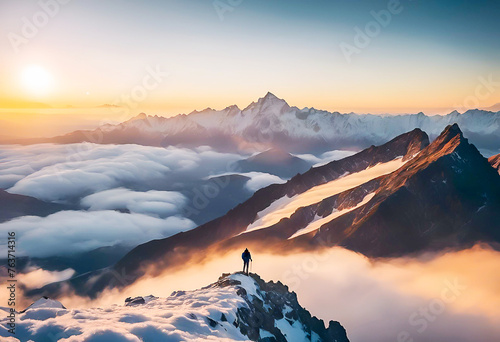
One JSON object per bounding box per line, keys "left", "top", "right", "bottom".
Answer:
{"left": 242, "top": 248, "right": 252, "bottom": 275}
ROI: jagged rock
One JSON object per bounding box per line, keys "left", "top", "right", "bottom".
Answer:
{"left": 216, "top": 273, "right": 349, "bottom": 342}
{"left": 206, "top": 317, "right": 218, "bottom": 328}
{"left": 125, "top": 296, "right": 145, "bottom": 306}
{"left": 219, "top": 272, "right": 231, "bottom": 280}
{"left": 5, "top": 272, "right": 349, "bottom": 342}
{"left": 124, "top": 295, "right": 157, "bottom": 306}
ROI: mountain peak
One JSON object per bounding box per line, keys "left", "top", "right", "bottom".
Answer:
{"left": 20, "top": 296, "right": 66, "bottom": 313}
{"left": 435, "top": 123, "right": 464, "bottom": 145}
{"left": 484, "top": 102, "right": 500, "bottom": 112}
{"left": 407, "top": 123, "right": 467, "bottom": 165}
{"left": 242, "top": 92, "right": 289, "bottom": 113}
{"left": 13, "top": 273, "right": 350, "bottom": 342}
{"left": 127, "top": 112, "right": 147, "bottom": 121}
{"left": 253, "top": 147, "right": 293, "bottom": 160}
{"left": 258, "top": 92, "right": 285, "bottom": 105}
{"left": 443, "top": 122, "right": 462, "bottom": 135}
{"left": 214, "top": 273, "right": 350, "bottom": 342}
{"left": 224, "top": 104, "right": 240, "bottom": 111}
{"left": 263, "top": 91, "right": 279, "bottom": 100}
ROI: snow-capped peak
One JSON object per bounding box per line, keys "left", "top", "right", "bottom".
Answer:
{"left": 48, "top": 92, "right": 500, "bottom": 153}
{"left": 257, "top": 92, "right": 288, "bottom": 107}
{"left": 20, "top": 296, "right": 66, "bottom": 312}
{"left": 127, "top": 112, "right": 148, "bottom": 122}
{"left": 262, "top": 91, "right": 280, "bottom": 101}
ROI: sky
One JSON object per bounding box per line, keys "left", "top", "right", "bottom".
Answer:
{"left": 0, "top": 0, "right": 499, "bottom": 134}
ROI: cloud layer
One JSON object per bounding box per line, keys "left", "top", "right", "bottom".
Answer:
{"left": 112, "top": 246, "right": 500, "bottom": 342}
{"left": 17, "top": 268, "right": 75, "bottom": 290}
{"left": 0, "top": 211, "right": 195, "bottom": 257}
{"left": 81, "top": 188, "right": 187, "bottom": 218}
{"left": 2, "top": 246, "right": 498, "bottom": 342}
{"left": 1, "top": 143, "right": 243, "bottom": 202}
{"left": 0, "top": 143, "right": 347, "bottom": 259}
{"left": 0, "top": 143, "right": 243, "bottom": 257}
{"left": 295, "top": 150, "right": 357, "bottom": 167}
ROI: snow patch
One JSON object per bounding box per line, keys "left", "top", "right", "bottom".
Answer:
{"left": 290, "top": 192, "right": 376, "bottom": 239}
{"left": 245, "top": 158, "right": 405, "bottom": 233}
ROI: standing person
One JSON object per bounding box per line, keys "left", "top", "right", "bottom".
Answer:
{"left": 242, "top": 248, "right": 252, "bottom": 275}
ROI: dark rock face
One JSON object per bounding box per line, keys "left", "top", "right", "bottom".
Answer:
{"left": 0, "top": 189, "right": 67, "bottom": 223}
{"left": 216, "top": 273, "right": 349, "bottom": 342}
{"left": 124, "top": 295, "right": 158, "bottom": 306}
{"left": 227, "top": 124, "right": 500, "bottom": 257}
{"left": 236, "top": 148, "right": 312, "bottom": 179}
{"left": 125, "top": 296, "right": 145, "bottom": 306}
{"left": 281, "top": 128, "right": 428, "bottom": 198}
{"left": 306, "top": 124, "right": 500, "bottom": 256}
{"left": 225, "top": 124, "right": 500, "bottom": 257}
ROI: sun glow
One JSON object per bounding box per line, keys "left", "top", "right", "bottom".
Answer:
{"left": 21, "top": 65, "right": 54, "bottom": 96}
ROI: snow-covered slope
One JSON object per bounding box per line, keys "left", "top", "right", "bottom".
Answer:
{"left": 47, "top": 92, "right": 500, "bottom": 153}
{"left": 244, "top": 158, "right": 407, "bottom": 234}
{"left": 0, "top": 273, "right": 349, "bottom": 342}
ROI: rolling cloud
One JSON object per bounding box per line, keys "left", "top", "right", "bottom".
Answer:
{"left": 243, "top": 172, "right": 286, "bottom": 191}
{"left": 0, "top": 143, "right": 244, "bottom": 202}
{"left": 81, "top": 188, "right": 187, "bottom": 218}
{"left": 0, "top": 211, "right": 195, "bottom": 258}
{"left": 0, "top": 143, "right": 310, "bottom": 259}
{"left": 5, "top": 246, "right": 497, "bottom": 342}
{"left": 295, "top": 150, "right": 357, "bottom": 167}
{"left": 17, "top": 268, "right": 76, "bottom": 290}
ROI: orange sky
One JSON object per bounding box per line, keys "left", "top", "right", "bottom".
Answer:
{"left": 1, "top": 1, "right": 499, "bottom": 138}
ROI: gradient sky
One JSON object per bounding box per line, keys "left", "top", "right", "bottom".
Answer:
{"left": 0, "top": 0, "right": 499, "bottom": 122}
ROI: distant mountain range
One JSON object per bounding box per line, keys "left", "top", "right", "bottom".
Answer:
{"left": 29, "top": 123, "right": 500, "bottom": 298}
{"left": 484, "top": 102, "right": 500, "bottom": 112}
{"left": 10, "top": 93, "right": 500, "bottom": 154}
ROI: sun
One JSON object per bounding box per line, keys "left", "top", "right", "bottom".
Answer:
{"left": 21, "top": 65, "right": 54, "bottom": 96}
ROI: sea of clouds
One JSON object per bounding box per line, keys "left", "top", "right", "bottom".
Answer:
{"left": 0, "top": 142, "right": 497, "bottom": 341}
{"left": 0, "top": 143, "right": 237, "bottom": 258}
{"left": 1, "top": 246, "right": 498, "bottom": 342}
{"left": 0, "top": 143, "right": 346, "bottom": 259}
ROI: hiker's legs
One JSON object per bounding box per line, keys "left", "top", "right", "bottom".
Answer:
{"left": 243, "top": 261, "right": 248, "bottom": 274}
